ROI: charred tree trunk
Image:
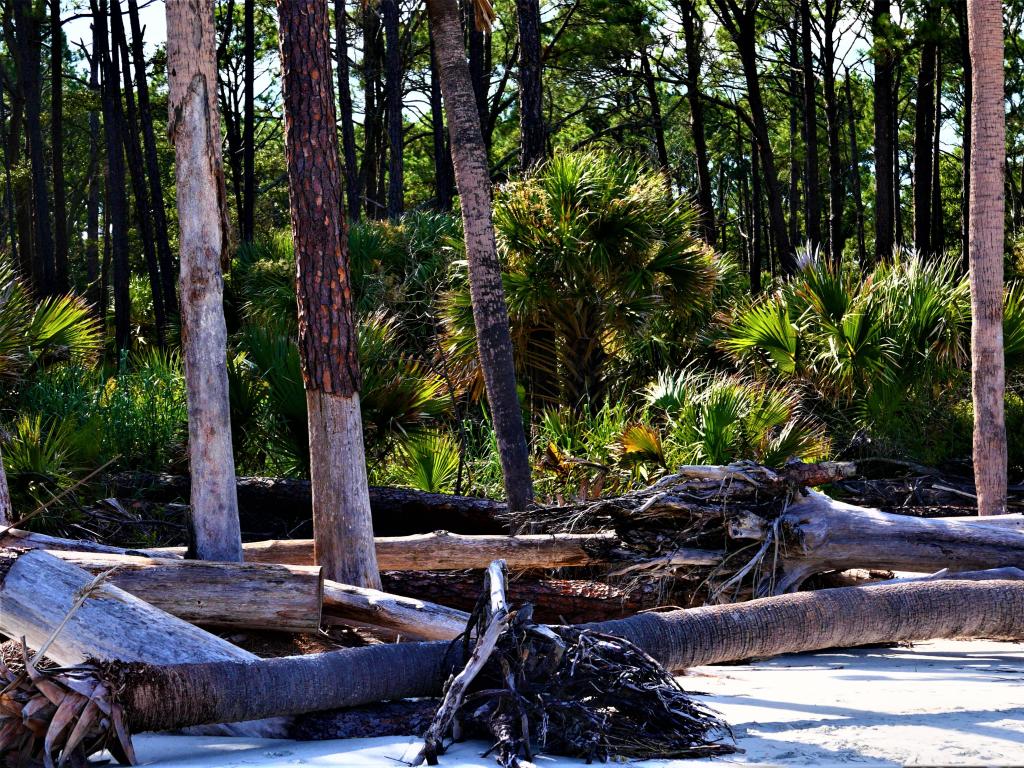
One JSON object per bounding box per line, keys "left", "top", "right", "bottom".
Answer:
{"left": 872, "top": 0, "right": 896, "bottom": 262}
{"left": 49, "top": 0, "right": 68, "bottom": 293}
{"left": 429, "top": 29, "right": 454, "bottom": 210}
{"left": 127, "top": 0, "right": 177, "bottom": 318}
{"left": 428, "top": 0, "right": 533, "bottom": 512}
{"left": 12, "top": 0, "right": 53, "bottom": 296}
{"left": 680, "top": 0, "right": 715, "bottom": 243}
{"left": 165, "top": 0, "right": 243, "bottom": 561}
{"left": 382, "top": 0, "right": 403, "bottom": 219}
{"left": 515, "top": 0, "right": 544, "bottom": 171}
{"left": 278, "top": 0, "right": 381, "bottom": 588}
{"left": 335, "top": 0, "right": 361, "bottom": 221}
{"left": 113, "top": 7, "right": 167, "bottom": 347}
{"left": 94, "top": 0, "right": 131, "bottom": 351}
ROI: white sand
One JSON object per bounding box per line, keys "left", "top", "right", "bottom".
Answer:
{"left": 126, "top": 639, "right": 1024, "bottom": 767}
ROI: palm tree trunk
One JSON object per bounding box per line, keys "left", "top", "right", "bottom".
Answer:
{"left": 165, "top": 0, "right": 243, "bottom": 561}
{"left": 967, "top": 0, "right": 1007, "bottom": 516}
{"left": 427, "top": 0, "right": 533, "bottom": 512}
{"left": 277, "top": 0, "right": 380, "bottom": 588}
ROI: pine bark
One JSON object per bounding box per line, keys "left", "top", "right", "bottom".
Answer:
{"left": 515, "top": 0, "right": 545, "bottom": 171}
{"left": 427, "top": 0, "right": 534, "bottom": 512}
{"left": 967, "top": 0, "right": 1007, "bottom": 515}
{"left": 277, "top": 0, "right": 380, "bottom": 588}
{"left": 165, "top": 0, "right": 243, "bottom": 561}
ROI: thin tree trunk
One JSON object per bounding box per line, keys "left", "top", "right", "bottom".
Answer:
{"left": 750, "top": 142, "right": 763, "bottom": 293}
{"left": 956, "top": 0, "right": 972, "bottom": 269}
{"left": 515, "top": 0, "right": 544, "bottom": 171}
{"left": 872, "top": 0, "right": 895, "bottom": 262}
{"left": 913, "top": 2, "right": 938, "bottom": 254}
{"left": 239, "top": 0, "right": 255, "bottom": 242}
{"left": 127, "top": 0, "right": 178, "bottom": 318}
{"left": 800, "top": 0, "right": 821, "bottom": 250}
{"left": 49, "top": 0, "right": 68, "bottom": 293}
{"left": 0, "top": 444, "right": 11, "bottom": 526}
{"left": 464, "top": 0, "right": 488, "bottom": 153}
{"left": 382, "top": 0, "right": 403, "bottom": 219}
{"left": 788, "top": 23, "right": 801, "bottom": 248}
{"left": 821, "top": 0, "right": 844, "bottom": 266}
{"left": 94, "top": 0, "right": 131, "bottom": 351}
{"left": 680, "top": 0, "right": 714, "bottom": 243}
{"left": 931, "top": 47, "right": 944, "bottom": 252}
{"left": 427, "top": 0, "right": 533, "bottom": 512}
{"left": 640, "top": 46, "right": 671, "bottom": 188}
{"left": 278, "top": 0, "right": 381, "bottom": 588}
{"left": 335, "top": 0, "right": 361, "bottom": 221}
{"left": 894, "top": 65, "right": 904, "bottom": 246}
{"left": 429, "top": 29, "right": 454, "bottom": 210}
{"left": 12, "top": 0, "right": 54, "bottom": 296}
{"left": 113, "top": 6, "right": 167, "bottom": 347}
{"left": 846, "top": 75, "right": 867, "bottom": 270}
{"left": 165, "top": 0, "right": 243, "bottom": 561}
{"left": 361, "top": 6, "right": 382, "bottom": 219}
{"left": 967, "top": 0, "right": 1007, "bottom": 516}
{"left": 86, "top": 48, "right": 101, "bottom": 314}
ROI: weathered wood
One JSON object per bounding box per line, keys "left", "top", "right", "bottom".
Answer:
{"left": 0, "top": 549, "right": 251, "bottom": 666}
{"left": 105, "top": 473, "right": 506, "bottom": 536}
{"left": 0, "top": 527, "right": 182, "bottom": 558}
{"left": 46, "top": 550, "right": 323, "bottom": 632}
{"left": 322, "top": 579, "right": 468, "bottom": 641}
{"left": 0, "top": 445, "right": 11, "bottom": 526}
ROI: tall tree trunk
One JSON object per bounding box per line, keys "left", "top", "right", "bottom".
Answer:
{"left": 913, "top": 2, "right": 938, "bottom": 255}
{"left": 931, "top": 47, "right": 944, "bottom": 252}
{"left": 894, "top": 65, "right": 904, "bottom": 246}
{"left": 0, "top": 444, "right": 11, "bottom": 526}
{"left": 515, "top": 0, "right": 544, "bottom": 171}
{"left": 277, "top": 0, "right": 381, "bottom": 588}
{"left": 956, "top": 0, "right": 972, "bottom": 269}
{"left": 429, "top": 29, "right": 454, "bottom": 210}
{"left": 94, "top": 0, "right": 131, "bottom": 352}
{"left": 165, "top": 0, "right": 243, "bottom": 561}
{"left": 49, "top": 0, "right": 67, "bottom": 293}
{"left": 750, "top": 144, "right": 763, "bottom": 293}
{"left": 86, "top": 45, "right": 101, "bottom": 314}
{"left": 787, "top": 23, "right": 801, "bottom": 248}
{"left": 639, "top": 46, "right": 671, "bottom": 188}
{"left": 821, "top": 0, "right": 844, "bottom": 266}
{"left": 846, "top": 75, "right": 867, "bottom": 270}
{"left": 12, "top": 0, "right": 54, "bottom": 296}
{"left": 427, "top": 0, "right": 533, "bottom": 513}
{"left": 127, "top": 0, "right": 178, "bottom": 318}
{"left": 799, "top": 0, "right": 821, "bottom": 250}
{"left": 361, "top": 7, "right": 382, "bottom": 219}
{"left": 113, "top": 6, "right": 167, "bottom": 348}
{"left": 382, "top": 0, "right": 403, "bottom": 219}
{"left": 463, "top": 0, "right": 489, "bottom": 155}
{"left": 872, "top": 0, "right": 895, "bottom": 262}
{"left": 680, "top": 0, "right": 714, "bottom": 243}
{"left": 240, "top": 0, "right": 255, "bottom": 242}
{"left": 967, "top": 0, "right": 1007, "bottom": 516}
{"left": 0, "top": 76, "right": 17, "bottom": 264}
{"left": 335, "top": 0, "right": 361, "bottom": 221}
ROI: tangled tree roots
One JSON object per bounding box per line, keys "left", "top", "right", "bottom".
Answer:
{"left": 0, "top": 648, "right": 134, "bottom": 768}
{"left": 417, "top": 562, "right": 734, "bottom": 767}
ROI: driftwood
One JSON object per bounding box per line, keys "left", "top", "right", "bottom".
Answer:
{"left": 46, "top": 550, "right": 323, "bottom": 632}
{"left": 105, "top": 473, "right": 506, "bottom": 536}
{"left": 7, "top": 577, "right": 1024, "bottom": 767}
{"left": 322, "top": 580, "right": 469, "bottom": 640}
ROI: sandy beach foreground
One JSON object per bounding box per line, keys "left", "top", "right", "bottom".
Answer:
{"left": 122, "top": 639, "right": 1024, "bottom": 767}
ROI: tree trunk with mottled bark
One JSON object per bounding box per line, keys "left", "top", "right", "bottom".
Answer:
{"left": 967, "top": 0, "right": 1007, "bottom": 516}
{"left": 278, "top": 0, "right": 380, "bottom": 588}
{"left": 427, "top": 0, "right": 534, "bottom": 512}
{"left": 166, "top": 0, "right": 243, "bottom": 562}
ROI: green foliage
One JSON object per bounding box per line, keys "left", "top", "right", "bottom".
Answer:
{"left": 396, "top": 432, "right": 461, "bottom": 493}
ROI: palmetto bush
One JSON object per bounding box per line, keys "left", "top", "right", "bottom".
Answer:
{"left": 441, "top": 150, "right": 722, "bottom": 413}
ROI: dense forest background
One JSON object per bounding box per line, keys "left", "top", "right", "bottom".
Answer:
{"left": 2, "top": 0, "right": 1024, "bottom": 522}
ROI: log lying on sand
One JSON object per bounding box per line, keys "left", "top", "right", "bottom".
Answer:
{"left": 105, "top": 473, "right": 506, "bottom": 535}
{"left": 8, "top": 576, "right": 1024, "bottom": 765}
{"left": 46, "top": 551, "right": 323, "bottom": 632}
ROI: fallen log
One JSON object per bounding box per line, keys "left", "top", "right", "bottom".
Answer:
{"left": 105, "top": 473, "right": 507, "bottom": 535}
{"left": 8, "top": 577, "right": 1024, "bottom": 766}
{"left": 0, "top": 527, "right": 182, "bottom": 558}
{"left": 380, "top": 570, "right": 668, "bottom": 624}
{"left": 321, "top": 579, "right": 469, "bottom": 640}
{"left": 45, "top": 551, "right": 323, "bottom": 633}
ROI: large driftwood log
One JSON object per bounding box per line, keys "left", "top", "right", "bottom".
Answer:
{"left": 11, "top": 576, "right": 1024, "bottom": 762}
{"left": 105, "top": 473, "right": 506, "bottom": 535}
{"left": 46, "top": 551, "right": 323, "bottom": 632}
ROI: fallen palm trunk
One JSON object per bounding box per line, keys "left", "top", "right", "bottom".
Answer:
{"left": 7, "top": 577, "right": 1024, "bottom": 768}
{"left": 46, "top": 550, "right": 323, "bottom": 632}
{"left": 105, "top": 473, "right": 507, "bottom": 535}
